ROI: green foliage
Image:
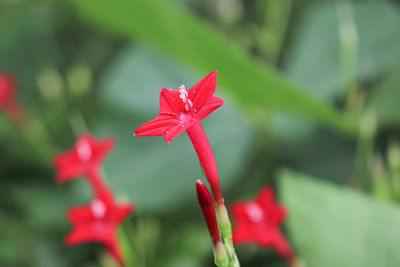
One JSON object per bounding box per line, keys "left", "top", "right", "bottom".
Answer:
{"left": 368, "top": 66, "right": 400, "bottom": 126}
{"left": 285, "top": 1, "right": 400, "bottom": 101}
{"left": 280, "top": 170, "right": 400, "bottom": 267}
{"left": 68, "top": 0, "right": 354, "bottom": 135}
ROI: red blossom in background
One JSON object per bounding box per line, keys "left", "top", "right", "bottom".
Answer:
{"left": 66, "top": 190, "right": 134, "bottom": 266}
{"left": 0, "top": 73, "right": 17, "bottom": 108}
{"left": 231, "top": 187, "right": 295, "bottom": 263}
{"left": 134, "top": 71, "right": 224, "bottom": 205}
{"left": 54, "top": 133, "right": 114, "bottom": 184}
{"left": 0, "top": 73, "right": 26, "bottom": 123}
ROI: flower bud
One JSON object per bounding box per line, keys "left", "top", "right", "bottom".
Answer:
{"left": 196, "top": 180, "right": 221, "bottom": 244}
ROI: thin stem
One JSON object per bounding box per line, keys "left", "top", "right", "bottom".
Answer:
{"left": 88, "top": 168, "right": 112, "bottom": 197}
{"left": 337, "top": 1, "right": 359, "bottom": 116}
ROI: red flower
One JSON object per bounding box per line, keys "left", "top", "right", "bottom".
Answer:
{"left": 134, "top": 71, "right": 224, "bottom": 205}
{"left": 231, "top": 187, "right": 294, "bottom": 262}
{"left": 134, "top": 71, "right": 223, "bottom": 143}
{"left": 0, "top": 73, "right": 26, "bottom": 123}
{"left": 54, "top": 133, "right": 115, "bottom": 183}
{"left": 196, "top": 180, "right": 221, "bottom": 244}
{"left": 0, "top": 73, "right": 17, "bottom": 109}
{"left": 66, "top": 191, "right": 134, "bottom": 266}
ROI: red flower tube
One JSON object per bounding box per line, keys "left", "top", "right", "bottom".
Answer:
{"left": 66, "top": 190, "right": 134, "bottom": 266}
{"left": 196, "top": 180, "right": 221, "bottom": 244}
{"left": 231, "top": 187, "right": 295, "bottom": 263}
{"left": 134, "top": 71, "right": 224, "bottom": 205}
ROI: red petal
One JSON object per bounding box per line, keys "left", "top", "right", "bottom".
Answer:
{"left": 116, "top": 203, "right": 134, "bottom": 222}
{"left": 66, "top": 227, "right": 98, "bottom": 245}
{"left": 134, "top": 114, "right": 178, "bottom": 136}
{"left": 256, "top": 187, "right": 275, "bottom": 206}
{"left": 275, "top": 206, "right": 288, "bottom": 225}
{"left": 256, "top": 227, "right": 274, "bottom": 247}
{"left": 195, "top": 96, "right": 224, "bottom": 121}
{"left": 272, "top": 231, "right": 294, "bottom": 262}
{"left": 160, "top": 88, "right": 186, "bottom": 114}
{"left": 54, "top": 152, "right": 84, "bottom": 182}
{"left": 163, "top": 123, "right": 186, "bottom": 143}
{"left": 232, "top": 224, "right": 253, "bottom": 245}
{"left": 94, "top": 137, "right": 115, "bottom": 161}
{"left": 231, "top": 202, "right": 249, "bottom": 222}
{"left": 68, "top": 206, "right": 93, "bottom": 225}
{"left": 188, "top": 71, "right": 217, "bottom": 110}
{"left": 105, "top": 236, "right": 124, "bottom": 266}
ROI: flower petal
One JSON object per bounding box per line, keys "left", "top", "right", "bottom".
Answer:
{"left": 160, "top": 88, "right": 186, "bottom": 114}
{"left": 66, "top": 227, "right": 99, "bottom": 245}
{"left": 232, "top": 224, "right": 254, "bottom": 245}
{"left": 94, "top": 137, "right": 116, "bottom": 161}
{"left": 195, "top": 96, "right": 224, "bottom": 121}
{"left": 105, "top": 236, "right": 124, "bottom": 266}
{"left": 164, "top": 123, "right": 186, "bottom": 143}
{"left": 68, "top": 206, "right": 94, "bottom": 226}
{"left": 134, "top": 114, "right": 178, "bottom": 136}
{"left": 188, "top": 71, "right": 217, "bottom": 110}
{"left": 256, "top": 227, "right": 274, "bottom": 247}
{"left": 116, "top": 203, "right": 134, "bottom": 222}
{"left": 53, "top": 152, "right": 84, "bottom": 183}
{"left": 272, "top": 231, "right": 294, "bottom": 262}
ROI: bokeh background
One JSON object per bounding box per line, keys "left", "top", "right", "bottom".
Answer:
{"left": 1, "top": 0, "right": 400, "bottom": 266}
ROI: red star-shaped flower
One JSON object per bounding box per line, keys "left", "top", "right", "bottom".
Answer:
{"left": 66, "top": 191, "right": 134, "bottom": 266}
{"left": 134, "top": 70, "right": 223, "bottom": 143}
{"left": 134, "top": 71, "right": 225, "bottom": 205}
{"left": 54, "top": 133, "right": 115, "bottom": 183}
{"left": 231, "top": 187, "right": 294, "bottom": 262}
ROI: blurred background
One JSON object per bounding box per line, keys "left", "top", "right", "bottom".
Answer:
{"left": 1, "top": 0, "right": 400, "bottom": 266}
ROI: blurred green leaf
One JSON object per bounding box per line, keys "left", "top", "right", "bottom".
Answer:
{"left": 368, "top": 66, "right": 400, "bottom": 126}
{"left": 69, "top": 0, "right": 354, "bottom": 135}
{"left": 94, "top": 46, "right": 252, "bottom": 213}
{"left": 285, "top": 1, "right": 400, "bottom": 101}
{"left": 279, "top": 170, "right": 400, "bottom": 267}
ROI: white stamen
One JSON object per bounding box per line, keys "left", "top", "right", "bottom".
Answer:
{"left": 178, "top": 84, "right": 193, "bottom": 111}
{"left": 76, "top": 139, "right": 92, "bottom": 161}
{"left": 91, "top": 199, "right": 106, "bottom": 218}
{"left": 247, "top": 203, "right": 264, "bottom": 223}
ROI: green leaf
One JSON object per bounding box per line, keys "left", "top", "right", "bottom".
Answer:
{"left": 94, "top": 46, "right": 252, "bottom": 213}
{"left": 368, "top": 66, "right": 400, "bottom": 126}
{"left": 68, "top": 0, "right": 354, "bottom": 135}
{"left": 279, "top": 170, "right": 400, "bottom": 267}
{"left": 285, "top": 1, "right": 400, "bottom": 101}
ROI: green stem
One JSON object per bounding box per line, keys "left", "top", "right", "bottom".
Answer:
{"left": 215, "top": 203, "right": 240, "bottom": 267}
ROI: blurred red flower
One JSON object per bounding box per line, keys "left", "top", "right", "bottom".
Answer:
{"left": 0, "top": 73, "right": 17, "bottom": 109}
{"left": 231, "top": 187, "right": 294, "bottom": 262}
{"left": 66, "top": 190, "right": 134, "bottom": 266}
{"left": 54, "top": 133, "right": 115, "bottom": 183}
{"left": 134, "top": 70, "right": 223, "bottom": 143}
